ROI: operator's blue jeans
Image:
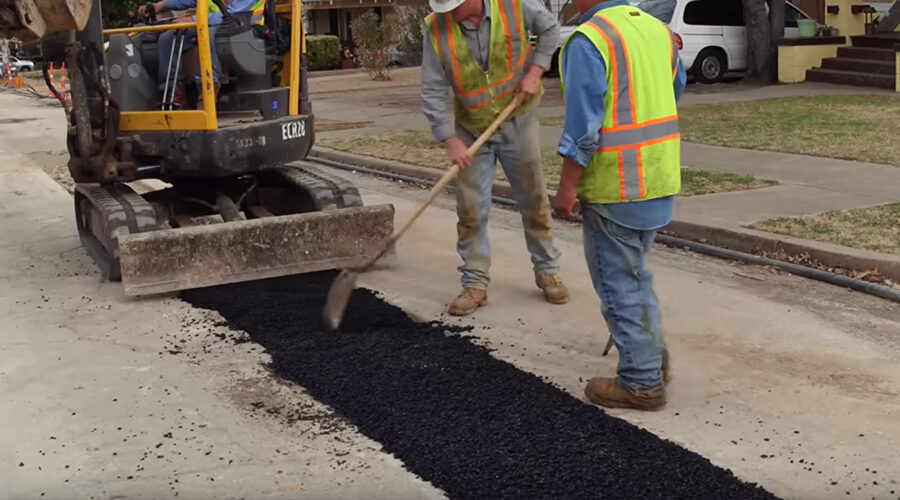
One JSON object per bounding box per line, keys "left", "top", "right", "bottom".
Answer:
{"left": 455, "top": 113, "right": 560, "bottom": 289}
{"left": 582, "top": 206, "right": 665, "bottom": 393}
{"left": 157, "top": 26, "right": 221, "bottom": 92}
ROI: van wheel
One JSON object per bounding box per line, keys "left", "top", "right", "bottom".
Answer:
{"left": 693, "top": 48, "right": 726, "bottom": 83}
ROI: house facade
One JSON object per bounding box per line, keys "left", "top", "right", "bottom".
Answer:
{"left": 303, "top": 0, "right": 421, "bottom": 48}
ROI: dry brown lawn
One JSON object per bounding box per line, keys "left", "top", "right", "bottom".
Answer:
{"left": 544, "top": 96, "right": 900, "bottom": 166}
{"left": 320, "top": 130, "right": 777, "bottom": 195}
{"left": 316, "top": 118, "right": 374, "bottom": 132}
{"left": 751, "top": 203, "right": 900, "bottom": 255}
{"left": 678, "top": 96, "right": 900, "bottom": 165}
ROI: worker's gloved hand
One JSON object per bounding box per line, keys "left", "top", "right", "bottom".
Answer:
{"left": 514, "top": 64, "right": 544, "bottom": 106}
{"left": 138, "top": 1, "right": 165, "bottom": 18}
{"left": 445, "top": 137, "right": 474, "bottom": 169}
{"left": 138, "top": 2, "right": 166, "bottom": 17}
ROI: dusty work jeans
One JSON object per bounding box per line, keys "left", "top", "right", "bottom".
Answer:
{"left": 582, "top": 207, "right": 665, "bottom": 393}
{"left": 455, "top": 113, "right": 560, "bottom": 289}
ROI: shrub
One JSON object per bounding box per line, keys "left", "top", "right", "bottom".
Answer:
{"left": 351, "top": 10, "right": 400, "bottom": 81}
{"left": 306, "top": 34, "right": 341, "bottom": 71}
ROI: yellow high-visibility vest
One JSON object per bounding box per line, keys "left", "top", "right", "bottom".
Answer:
{"left": 560, "top": 5, "right": 681, "bottom": 203}
{"left": 425, "top": 0, "right": 538, "bottom": 134}
{"left": 208, "top": 0, "right": 265, "bottom": 25}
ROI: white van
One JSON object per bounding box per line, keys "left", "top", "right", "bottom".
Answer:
{"left": 640, "top": 0, "right": 816, "bottom": 82}
{"left": 555, "top": 0, "right": 816, "bottom": 83}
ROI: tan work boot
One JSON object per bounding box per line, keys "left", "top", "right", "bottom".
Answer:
{"left": 584, "top": 377, "right": 666, "bottom": 411}
{"left": 535, "top": 273, "right": 569, "bottom": 304}
{"left": 448, "top": 288, "right": 488, "bottom": 316}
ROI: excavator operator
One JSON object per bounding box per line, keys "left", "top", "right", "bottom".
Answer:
{"left": 137, "top": 0, "right": 266, "bottom": 109}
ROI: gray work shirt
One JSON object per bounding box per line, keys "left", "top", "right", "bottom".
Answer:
{"left": 421, "top": 0, "right": 560, "bottom": 143}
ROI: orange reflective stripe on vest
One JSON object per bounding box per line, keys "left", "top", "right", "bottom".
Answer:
{"left": 430, "top": 0, "right": 527, "bottom": 110}
{"left": 667, "top": 28, "right": 678, "bottom": 78}
{"left": 426, "top": 0, "right": 539, "bottom": 133}
{"left": 581, "top": 13, "right": 680, "bottom": 201}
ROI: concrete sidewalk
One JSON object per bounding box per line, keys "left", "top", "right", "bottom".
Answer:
{"left": 312, "top": 81, "right": 900, "bottom": 270}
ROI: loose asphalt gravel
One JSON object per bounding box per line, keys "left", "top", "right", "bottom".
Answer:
{"left": 183, "top": 272, "right": 780, "bottom": 500}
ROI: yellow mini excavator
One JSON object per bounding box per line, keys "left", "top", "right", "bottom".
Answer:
{"left": 0, "top": 0, "right": 394, "bottom": 295}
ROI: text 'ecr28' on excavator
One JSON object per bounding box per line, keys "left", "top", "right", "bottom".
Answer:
{"left": 0, "top": 0, "right": 395, "bottom": 295}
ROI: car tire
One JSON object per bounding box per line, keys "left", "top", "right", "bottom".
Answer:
{"left": 692, "top": 48, "right": 726, "bottom": 84}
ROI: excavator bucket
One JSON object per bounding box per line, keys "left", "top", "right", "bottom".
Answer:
{"left": 117, "top": 205, "right": 394, "bottom": 296}
{"left": 0, "top": 0, "right": 93, "bottom": 41}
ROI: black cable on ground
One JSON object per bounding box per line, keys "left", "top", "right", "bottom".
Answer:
{"left": 656, "top": 234, "right": 900, "bottom": 303}
{"left": 308, "top": 156, "right": 900, "bottom": 304}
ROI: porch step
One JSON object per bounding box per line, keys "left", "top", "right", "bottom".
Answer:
{"left": 805, "top": 68, "right": 896, "bottom": 89}
{"left": 820, "top": 57, "right": 896, "bottom": 75}
{"left": 836, "top": 46, "right": 896, "bottom": 61}
{"left": 849, "top": 34, "right": 900, "bottom": 49}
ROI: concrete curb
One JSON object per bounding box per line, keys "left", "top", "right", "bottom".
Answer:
{"left": 310, "top": 146, "right": 900, "bottom": 283}
{"left": 663, "top": 221, "right": 900, "bottom": 283}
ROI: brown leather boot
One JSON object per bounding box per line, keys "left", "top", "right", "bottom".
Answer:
{"left": 535, "top": 273, "right": 569, "bottom": 304}
{"left": 584, "top": 377, "right": 666, "bottom": 411}
{"left": 448, "top": 288, "right": 488, "bottom": 316}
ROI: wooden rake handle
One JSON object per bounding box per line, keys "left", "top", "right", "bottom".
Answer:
{"left": 363, "top": 100, "right": 519, "bottom": 269}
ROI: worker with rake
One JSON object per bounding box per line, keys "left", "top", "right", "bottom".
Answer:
{"left": 421, "top": 0, "right": 569, "bottom": 316}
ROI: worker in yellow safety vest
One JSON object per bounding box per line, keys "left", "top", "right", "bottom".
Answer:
{"left": 552, "top": 0, "right": 686, "bottom": 411}
{"left": 422, "top": 0, "right": 569, "bottom": 316}
{"left": 139, "top": 0, "right": 265, "bottom": 108}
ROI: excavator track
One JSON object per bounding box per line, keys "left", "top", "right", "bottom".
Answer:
{"left": 266, "top": 162, "right": 364, "bottom": 211}
{"left": 74, "top": 183, "right": 161, "bottom": 281}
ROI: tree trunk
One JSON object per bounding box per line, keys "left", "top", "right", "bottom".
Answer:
{"left": 743, "top": 0, "right": 775, "bottom": 83}
{"left": 769, "top": 0, "right": 785, "bottom": 81}
{"left": 769, "top": 0, "right": 785, "bottom": 42}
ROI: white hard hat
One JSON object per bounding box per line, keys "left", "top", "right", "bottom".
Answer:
{"left": 430, "top": 0, "right": 465, "bottom": 14}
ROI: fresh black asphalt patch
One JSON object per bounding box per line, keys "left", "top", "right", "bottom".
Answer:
{"left": 184, "top": 273, "right": 779, "bottom": 499}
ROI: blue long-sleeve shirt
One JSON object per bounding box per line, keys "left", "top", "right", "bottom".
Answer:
{"left": 164, "top": 0, "right": 258, "bottom": 26}
{"left": 558, "top": 0, "right": 687, "bottom": 231}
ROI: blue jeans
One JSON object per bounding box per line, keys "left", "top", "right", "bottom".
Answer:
{"left": 582, "top": 207, "right": 665, "bottom": 393}
{"left": 455, "top": 113, "right": 560, "bottom": 289}
{"left": 157, "top": 27, "right": 220, "bottom": 92}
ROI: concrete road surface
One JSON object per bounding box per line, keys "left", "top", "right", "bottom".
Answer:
{"left": 1, "top": 91, "right": 899, "bottom": 500}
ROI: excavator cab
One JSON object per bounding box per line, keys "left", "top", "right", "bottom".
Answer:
{"left": 42, "top": 0, "right": 393, "bottom": 295}
{"left": 106, "top": 0, "right": 287, "bottom": 117}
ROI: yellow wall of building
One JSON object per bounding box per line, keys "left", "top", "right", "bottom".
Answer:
{"left": 825, "top": 0, "right": 869, "bottom": 36}
{"left": 896, "top": 51, "right": 900, "bottom": 92}
{"left": 778, "top": 44, "right": 843, "bottom": 83}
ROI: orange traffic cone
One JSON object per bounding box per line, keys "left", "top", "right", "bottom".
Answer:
{"left": 4, "top": 64, "right": 12, "bottom": 86}
{"left": 60, "top": 62, "right": 68, "bottom": 104}
{"left": 48, "top": 62, "right": 55, "bottom": 98}
{"left": 16, "top": 73, "right": 24, "bottom": 89}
